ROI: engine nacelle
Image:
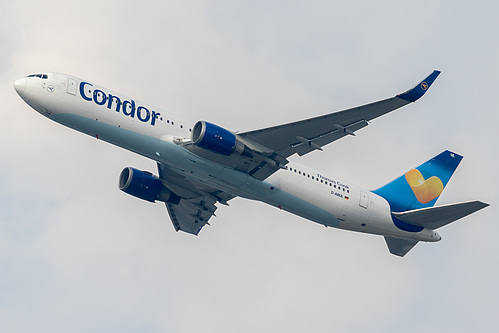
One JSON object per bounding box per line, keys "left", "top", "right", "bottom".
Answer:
{"left": 119, "top": 167, "right": 180, "bottom": 204}
{"left": 192, "top": 121, "right": 245, "bottom": 156}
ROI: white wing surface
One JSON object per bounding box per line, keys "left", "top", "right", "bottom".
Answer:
{"left": 157, "top": 163, "right": 234, "bottom": 235}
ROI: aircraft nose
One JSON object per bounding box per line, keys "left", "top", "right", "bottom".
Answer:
{"left": 14, "top": 77, "right": 27, "bottom": 97}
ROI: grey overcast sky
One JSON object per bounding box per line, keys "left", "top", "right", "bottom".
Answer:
{"left": 1, "top": 1, "right": 497, "bottom": 332}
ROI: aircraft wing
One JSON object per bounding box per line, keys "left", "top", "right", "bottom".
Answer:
{"left": 238, "top": 70, "right": 441, "bottom": 158}
{"left": 157, "top": 162, "right": 234, "bottom": 235}
{"left": 180, "top": 70, "right": 440, "bottom": 182}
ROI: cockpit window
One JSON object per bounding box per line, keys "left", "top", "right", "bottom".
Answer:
{"left": 26, "top": 74, "right": 48, "bottom": 79}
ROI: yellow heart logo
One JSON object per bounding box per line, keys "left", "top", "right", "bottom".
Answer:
{"left": 405, "top": 169, "right": 443, "bottom": 204}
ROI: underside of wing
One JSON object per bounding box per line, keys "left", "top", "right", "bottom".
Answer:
{"left": 165, "top": 196, "right": 217, "bottom": 235}
{"left": 180, "top": 143, "right": 283, "bottom": 182}
{"left": 239, "top": 70, "right": 440, "bottom": 159}
{"left": 157, "top": 162, "right": 234, "bottom": 235}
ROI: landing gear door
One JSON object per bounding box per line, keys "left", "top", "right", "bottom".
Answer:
{"left": 360, "top": 191, "right": 369, "bottom": 209}
{"left": 67, "top": 78, "right": 77, "bottom": 95}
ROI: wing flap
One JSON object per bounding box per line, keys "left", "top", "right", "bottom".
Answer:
{"left": 239, "top": 70, "right": 440, "bottom": 159}
{"left": 291, "top": 120, "right": 369, "bottom": 156}
{"left": 157, "top": 163, "right": 235, "bottom": 235}
{"left": 392, "top": 201, "right": 489, "bottom": 230}
{"left": 166, "top": 196, "right": 218, "bottom": 235}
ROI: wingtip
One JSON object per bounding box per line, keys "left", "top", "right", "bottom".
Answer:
{"left": 397, "top": 70, "right": 441, "bottom": 103}
{"left": 477, "top": 201, "right": 490, "bottom": 208}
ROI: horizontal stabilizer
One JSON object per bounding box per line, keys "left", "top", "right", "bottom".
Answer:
{"left": 384, "top": 236, "right": 419, "bottom": 257}
{"left": 392, "top": 201, "right": 489, "bottom": 230}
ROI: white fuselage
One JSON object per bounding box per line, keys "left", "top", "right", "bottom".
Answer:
{"left": 14, "top": 73, "right": 440, "bottom": 242}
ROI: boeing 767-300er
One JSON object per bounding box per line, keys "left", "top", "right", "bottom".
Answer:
{"left": 14, "top": 70, "right": 488, "bottom": 256}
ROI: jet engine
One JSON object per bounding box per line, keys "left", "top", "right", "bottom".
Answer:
{"left": 191, "top": 121, "right": 245, "bottom": 156}
{"left": 119, "top": 167, "right": 180, "bottom": 204}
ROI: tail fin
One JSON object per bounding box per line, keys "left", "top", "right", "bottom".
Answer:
{"left": 373, "top": 150, "right": 462, "bottom": 212}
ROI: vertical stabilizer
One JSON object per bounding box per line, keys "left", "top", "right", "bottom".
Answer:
{"left": 373, "top": 150, "right": 462, "bottom": 212}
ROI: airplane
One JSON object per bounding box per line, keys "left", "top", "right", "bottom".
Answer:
{"left": 13, "top": 70, "right": 489, "bottom": 257}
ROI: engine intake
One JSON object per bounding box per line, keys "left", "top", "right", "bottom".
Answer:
{"left": 119, "top": 167, "right": 180, "bottom": 204}
{"left": 192, "top": 121, "right": 245, "bottom": 156}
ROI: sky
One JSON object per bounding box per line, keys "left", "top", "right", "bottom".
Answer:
{"left": 1, "top": 0, "right": 498, "bottom": 332}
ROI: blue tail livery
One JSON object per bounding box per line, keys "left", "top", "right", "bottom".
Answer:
{"left": 373, "top": 150, "right": 462, "bottom": 212}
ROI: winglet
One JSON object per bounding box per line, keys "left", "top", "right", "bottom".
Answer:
{"left": 397, "top": 70, "right": 441, "bottom": 102}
